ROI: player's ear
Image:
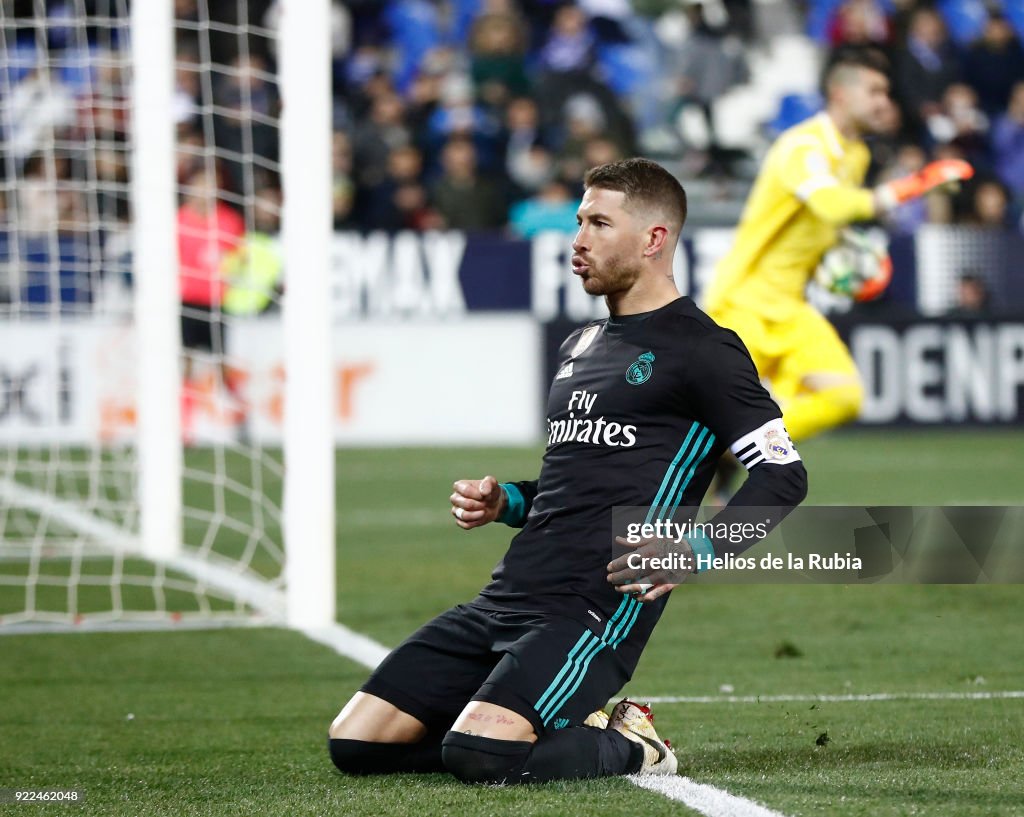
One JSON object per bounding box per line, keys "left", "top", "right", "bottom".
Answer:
{"left": 643, "top": 224, "right": 670, "bottom": 258}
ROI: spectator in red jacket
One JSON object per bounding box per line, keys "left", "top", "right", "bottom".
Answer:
{"left": 177, "top": 165, "right": 246, "bottom": 437}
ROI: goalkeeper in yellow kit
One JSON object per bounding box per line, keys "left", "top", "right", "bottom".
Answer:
{"left": 705, "top": 47, "right": 972, "bottom": 446}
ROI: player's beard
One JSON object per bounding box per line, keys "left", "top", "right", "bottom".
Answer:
{"left": 853, "top": 102, "right": 890, "bottom": 137}
{"left": 580, "top": 254, "right": 642, "bottom": 297}
{"left": 853, "top": 113, "right": 880, "bottom": 137}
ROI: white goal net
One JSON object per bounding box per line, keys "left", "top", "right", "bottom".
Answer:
{"left": 0, "top": 0, "right": 331, "bottom": 631}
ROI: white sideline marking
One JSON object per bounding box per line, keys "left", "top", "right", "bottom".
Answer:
{"left": 622, "top": 690, "right": 1024, "bottom": 816}
{"left": 636, "top": 691, "right": 1024, "bottom": 704}
{"left": 300, "top": 623, "right": 390, "bottom": 669}
{"left": 630, "top": 775, "right": 788, "bottom": 817}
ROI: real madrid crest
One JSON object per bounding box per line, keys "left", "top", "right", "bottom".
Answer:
{"left": 625, "top": 352, "right": 655, "bottom": 385}
{"left": 764, "top": 428, "right": 790, "bottom": 460}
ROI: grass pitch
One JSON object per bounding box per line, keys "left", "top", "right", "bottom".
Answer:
{"left": 1, "top": 430, "right": 1022, "bottom": 816}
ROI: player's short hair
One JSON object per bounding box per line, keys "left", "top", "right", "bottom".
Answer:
{"left": 583, "top": 158, "right": 688, "bottom": 235}
{"left": 821, "top": 46, "right": 890, "bottom": 97}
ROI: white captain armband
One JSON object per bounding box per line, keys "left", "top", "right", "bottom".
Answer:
{"left": 729, "top": 418, "right": 801, "bottom": 469}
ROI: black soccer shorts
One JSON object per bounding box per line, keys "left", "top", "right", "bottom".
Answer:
{"left": 360, "top": 601, "right": 640, "bottom": 736}
{"left": 180, "top": 302, "right": 226, "bottom": 353}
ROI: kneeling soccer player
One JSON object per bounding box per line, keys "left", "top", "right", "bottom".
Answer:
{"left": 328, "top": 159, "right": 808, "bottom": 784}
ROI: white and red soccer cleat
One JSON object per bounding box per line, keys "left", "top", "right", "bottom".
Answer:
{"left": 607, "top": 699, "right": 678, "bottom": 775}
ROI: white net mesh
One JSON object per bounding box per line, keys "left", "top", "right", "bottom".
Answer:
{"left": 0, "top": 0, "right": 287, "bottom": 628}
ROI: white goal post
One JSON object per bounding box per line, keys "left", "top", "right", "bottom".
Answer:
{"left": 0, "top": 0, "right": 336, "bottom": 632}
{"left": 131, "top": 0, "right": 182, "bottom": 565}
{"left": 278, "top": 0, "right": 336, "bottom": 630}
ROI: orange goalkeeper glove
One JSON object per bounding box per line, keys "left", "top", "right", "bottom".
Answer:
{"left": 875, "top": 159, "right": 974, "bottom": 210}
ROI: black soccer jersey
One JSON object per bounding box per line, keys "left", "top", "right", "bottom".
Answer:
{"left": 474, "top": 297, "right": 784, "bottom": 650}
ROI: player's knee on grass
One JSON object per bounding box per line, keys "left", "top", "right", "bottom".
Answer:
{"left": 328, "top": 738, "right": 369, "bottom": 774}
{"left": 328, "top": 735, "right": 449, "bottom": 775}
{"left": 441, "top": 731, "right": 533, "bottom": 784}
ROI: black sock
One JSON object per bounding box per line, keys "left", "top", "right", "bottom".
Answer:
{"left": 441, "top": 726, "right": 643, "bottom": 784}
{"left": 523, "top": 725, "right": 643, "bottom": 781}
{"left": 328, "top": 734, "right": 446, "bottom": 775}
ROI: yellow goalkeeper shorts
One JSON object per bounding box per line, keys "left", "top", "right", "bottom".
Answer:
{"left": 707, "top": 300, "right": 858, "bottom": 394}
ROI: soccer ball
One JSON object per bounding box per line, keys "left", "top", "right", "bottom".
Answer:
{"left": 814, "top": 227, "right": 893, "bottom": 302}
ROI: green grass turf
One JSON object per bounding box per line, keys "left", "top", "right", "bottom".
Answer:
{"left": 1, "top": 430, "right": 1023, "bottom": 815}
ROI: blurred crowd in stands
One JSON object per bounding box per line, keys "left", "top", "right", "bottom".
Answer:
{"left": 328, "top": 0, "right": 1024, "bottom": 236}
{"left": 2, "top": 0, "right": 1024, "bottom": 272}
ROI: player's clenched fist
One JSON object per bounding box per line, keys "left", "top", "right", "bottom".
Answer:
{"left": 450, "top": 475, "right": 506, "bottom": 529}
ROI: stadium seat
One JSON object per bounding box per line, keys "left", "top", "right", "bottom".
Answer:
{"left": 448, "top": 0, "right": 483, "bottom": 46}
{"left": 767, "top": 92, "right": 824, "bottom": 137}
{"left": 805, "top": 0, "right": 845, "bottom": 43}
{"left": 384, "top": 0, "right": 443, "bottom": 93}
{"left": 595, "top": 43, "right": 660, "bottom": 129}
{"left": 937, "top": 0, "right": 991, "bottom": 46}
{"left": 1003, "top": 1, "right": 1024, "bottom": 40}
{"left": 595, "top": 44, "right": 653, "bottom": 96}
{"left": 3, "top": 41, "right": 38, "bottom": 87}
{"left": 19, "top": 236, "right": 94, "bottom": 313}
{"left": 57, "top": 46, "right": 100, "bottom": 93}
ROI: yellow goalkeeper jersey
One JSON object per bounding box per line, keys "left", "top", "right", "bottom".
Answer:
{"left": 706, "top": 113, "right": 877, "bottom": 320}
